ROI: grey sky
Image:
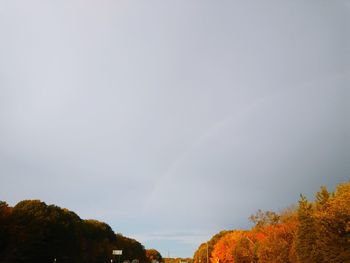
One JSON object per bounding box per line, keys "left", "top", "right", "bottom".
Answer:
{"left": 0, "top": 0, "right": 349, "bottom": 258}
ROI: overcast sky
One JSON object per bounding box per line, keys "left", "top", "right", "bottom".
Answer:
{"left": 0, "top": 0, "right": 349, "bottom": 258}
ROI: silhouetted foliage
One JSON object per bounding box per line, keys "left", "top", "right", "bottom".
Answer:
{"left": 0, "top": 200, "right": 147, "bottom": 263}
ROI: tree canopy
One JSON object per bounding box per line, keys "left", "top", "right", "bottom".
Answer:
{"left": 0, "top": 200, "right": 149, "bottom": 263}
{"left": 193, "top": 180, "right": 350, "bottom": 263}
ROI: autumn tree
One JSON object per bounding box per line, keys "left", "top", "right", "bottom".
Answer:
{"left": 249, "top": 209, "right": 280, "bottom": 229}
{"left": 255, "top": 207, "right": 298, "bottom": 263}
{"left": 194, "top": 181, "right": 350, "bottom": 263}
{"left": 233, "top": 232, "right": 260, "bottom": 263}
{"left": 193, "top": 231, "right": 230, "bottom": 263}
{"left": 295, "top": 194, "right": 323, "bottom": 263}
{"left": 314, "top": 183, "right": 350, "bottom": 262}
{"left": 211, "top": 230, "right": 244, "bottom": 263}
{"left": 146, "top": 249, "right": 163, "bottom": 262}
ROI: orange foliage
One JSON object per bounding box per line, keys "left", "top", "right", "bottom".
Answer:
{"left": 210, "top": 231, "right": 244, "bottom": 263}
{"left": 210, "top": 230, "right": 265, "bottom": 263}
{"left": 193, "top": 181, "right": 350, "bottom": 263}
{"left": 257, "top": 221, "right": 298, "bottom": 263}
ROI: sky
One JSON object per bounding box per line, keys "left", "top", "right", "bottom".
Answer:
{"left": 0, "top": 0, "right": 349, "bottom": 258}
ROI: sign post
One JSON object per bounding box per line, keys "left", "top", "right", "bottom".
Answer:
{"left": 112, "top": 250, "right": 123, "bottom": 263}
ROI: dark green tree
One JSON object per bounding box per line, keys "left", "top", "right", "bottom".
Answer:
{"left": 0, "top": 199, "right": 149, "bottom": 263}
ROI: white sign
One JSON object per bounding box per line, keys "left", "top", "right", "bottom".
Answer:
{"left": 113, "top": 250, "right": 123, "bottom": 255}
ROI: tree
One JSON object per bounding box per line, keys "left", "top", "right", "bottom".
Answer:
{"left": 114, "top": 234, "right": 148, "bottom": 262}
{"left": 211, "top": 231, "right": 244, "bottom": 263}
{"left": 193, "top": 231, "right": 230, "bottom": 263}
{"left": 80, "top": 219, "right": 117, "bottom": 262}
{"left": 257, "top": 223, "right": 298, "bottom": 263}
{"left": 233, "top": 232, "right": 260, "bottom": 263}
{"left": 0, "top": 201, "right": 12, "bottom": 261}
{"left": 255, "top": 208, "right": 298, "bottom": 263}
{"left": 146, "top": 249, "right": 163, "bottom": 262}
{"left": 0, "top": 199, "right": 149, "bottom": 263}
{"left": 249, "top": 210, "right": 280, "bottom": 229}
{"left": 194, "top": 181, "right": 350, "bottom": 263}
{"left": 193, "top": 242, "right": 208, "bottom": 263}
{"left": 314, "top": 182, "right": 350, "bottom": 262}
{"left": 315, "top": 186, "right": 330, "bottom": 211}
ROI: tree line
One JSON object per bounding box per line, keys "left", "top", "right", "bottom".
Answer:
{"left": 193, "top": 180, "right": 350, "bottom": 263}
{"left": 0, "top": 199, "right": 161, "bottom": 263}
